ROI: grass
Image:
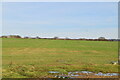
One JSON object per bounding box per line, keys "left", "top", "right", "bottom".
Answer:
{"left": 2, "top": 38, "right": 119, "bottom": 78}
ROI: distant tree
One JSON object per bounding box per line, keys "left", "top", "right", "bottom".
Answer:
{"left": 79, "top": 38, "right": 86, "bottom": 40}
{"left": 8, "top": 35, "right": 21, "bottom": 38}
{"left": 54, "top": 36, "right": 59, "bottom": 39}
{"left": 65, "top": 37, "right": 70, "bottom": 40}
{"left": 98, "top": 37, "right": 106, "bottom": 40}
{"left": 1, "top": 36, "right": 7, "bottom": 38}
{"left": 24, "top": 37, "right": 29, "bottom": 39}
{"left": 36, "top": 36, "right": 40, "bottom": 39}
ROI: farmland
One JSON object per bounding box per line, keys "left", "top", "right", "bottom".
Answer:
{"left": 2, "top": 38, "right": 119, "bottom": 78}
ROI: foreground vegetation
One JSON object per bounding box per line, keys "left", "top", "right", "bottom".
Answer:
{"left": 2, "top": 38, "right": 119, "bottom": 78}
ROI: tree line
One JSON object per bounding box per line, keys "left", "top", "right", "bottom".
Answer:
{"left": 0, "top": 35, "right": 119, "bottom": 41}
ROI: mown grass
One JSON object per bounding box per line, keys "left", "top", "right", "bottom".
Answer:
{"left": 2, "top": 38, "right": 119, "bottom": 78}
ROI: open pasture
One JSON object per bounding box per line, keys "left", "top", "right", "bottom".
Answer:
{"left": 2, "top": 38, "right": 118, "bottom": 78}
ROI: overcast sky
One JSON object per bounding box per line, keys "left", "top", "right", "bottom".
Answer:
{"left": 2, "top": 2, "right": 118, "bottom": 39}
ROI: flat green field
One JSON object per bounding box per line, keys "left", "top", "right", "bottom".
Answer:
{"left": 2, "top": 38, "right": 119, "bottom": 78}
